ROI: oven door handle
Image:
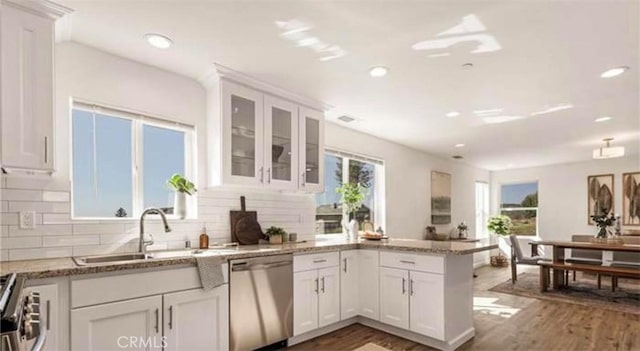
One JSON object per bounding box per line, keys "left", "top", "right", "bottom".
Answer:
{"left": 30, "top": 320, "right": 47, "bottom": 351}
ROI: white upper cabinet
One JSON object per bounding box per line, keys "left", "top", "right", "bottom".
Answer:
{"left": 264, "top": 95, "right": 299, "bottom": 190}
{"left": 298, "top": 107, "right": 324, "bottom": 193}
{"left": 0, "top": 1, "right": 71, "bottom": 172}
{"left": 203, "top": 65, "right": 326, "bottom": 192}
{"left": 221, "top": 80, "right": 264, "bottom": 186}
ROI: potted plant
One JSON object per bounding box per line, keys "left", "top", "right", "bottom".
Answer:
{"left": 336, "top": 182, "right": 367, "bottom": 238}
{"left": 590, "top": 210, "right": 617, "bottom": 242}
{"left": 487, "top": 215, "right": 512, "bottom": 267}
{"left": 265, "top": 226, "right": 286, "bottom": 244}
{"left": 167, "top": 173, "right": 197, "bottom": 219}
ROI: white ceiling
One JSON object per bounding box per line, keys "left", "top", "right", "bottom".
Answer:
{"left": 58, "top": 0, "right": 639, "bottom": 170}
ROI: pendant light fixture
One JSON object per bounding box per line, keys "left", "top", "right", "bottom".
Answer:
{"left": 592, "top": 138, "right": 625, "bottom": 159}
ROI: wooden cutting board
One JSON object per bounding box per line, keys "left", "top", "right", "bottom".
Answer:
{"left": 230, "top": 196, "right": 265, "bottom": 245}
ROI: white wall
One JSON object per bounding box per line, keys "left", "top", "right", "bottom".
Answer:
{"left": 325, "top": 122, "right": 491, "bottom": 240}
{"left": 491, "top": 155, "right": 639, "bottom": 257}
{"left": 0, "top": 42, "right": 313, "bottom": 261}
{"left": 0, "top": 42, "right": 490, "bottom": 261}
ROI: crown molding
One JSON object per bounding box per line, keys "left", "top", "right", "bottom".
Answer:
{"left": 3, "top": 0, "right": 73, "bottom": 20}
{"left": 199, "top": 63, "right": 333, "bottom": 112}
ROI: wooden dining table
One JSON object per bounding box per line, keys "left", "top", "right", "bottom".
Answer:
{"left": 529, "top": 240, "right": 640, "bottom": 290}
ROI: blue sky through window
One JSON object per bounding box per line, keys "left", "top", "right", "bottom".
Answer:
{"left": 72, "top": 109, "right": 187, "bottom": 217}
{"left": 143, "top": 125, "right": 185, "bottom": 209}
{"left": 73, "top": 110, "right": 132, "bottom": 217}
{"left": 501, "top": 182, "right": 538, "bottom": 207}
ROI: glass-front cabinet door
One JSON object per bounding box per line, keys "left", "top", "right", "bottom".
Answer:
{"left": 264, "top": 95, "right": 299, "bottom": 190}
{"left": 222, "top": 80, "right": 264, "bottom": 185}
{"left": 299, "top": 107, "right": 324, "bottom": 192}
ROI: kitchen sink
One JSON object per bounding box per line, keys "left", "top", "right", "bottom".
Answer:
{"left": 73, "top": 253, "right": 150, "bottom": 266}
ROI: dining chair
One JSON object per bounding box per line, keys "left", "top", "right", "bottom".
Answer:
{"left": 509, "top": 235, "right": 551, "bottom": 284}
{"left": 610, "top": 236, "right": 640, "bottom": 291}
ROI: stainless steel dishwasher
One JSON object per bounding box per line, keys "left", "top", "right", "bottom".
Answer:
{"left": 230, "top": 254, "right": 293, "bottom": 351}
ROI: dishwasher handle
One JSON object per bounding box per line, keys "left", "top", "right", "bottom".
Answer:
{"left": 231, "top": 260, "right": 292, "bottom": 271}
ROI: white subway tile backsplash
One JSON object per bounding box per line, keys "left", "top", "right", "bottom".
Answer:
{"left": 5, "top": 177, "right": 70, "bottom": 191}
{"left": 1, "top": 236, "right": 42, "bottom": 249}
{"left": 42, "top": 191, "right": 70, "bottom": 202}
{"left": 73, "top": 223, "right": 126, "bottom": 235}
{"left": 42, "top": 235, "right": 100, "bottom": 247}
{"left": 72, "top": 244, "right": 125, "bottom": 257}
{"left": 9, "top": 224, "right": 72, "bottom": 237}
{"left": 9, "top": 247, "right": 73, "bottom": 261}
{"left": 9, "top": 201, "right": 70, "bottom": 213}
{"left": 1, "top": 185, "right": 315, "bottom": 260}
{"left": 0, "top": 189, "right": 42, "bottom": 201}
{"left": 0, "top": 249, "right": 8, "bottom": 261}
{"left": 42, "top": 213, "right": 73, "bottom": 224}
{"left": 1, "top": 213, "right": 19, "bottom": 226}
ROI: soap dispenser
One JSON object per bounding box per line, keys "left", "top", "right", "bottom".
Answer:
{"left": 199, "top": 227, "right": 209, "bottom": 249}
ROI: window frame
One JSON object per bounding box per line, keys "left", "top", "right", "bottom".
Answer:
{"left": 70, "top": 100, "right": 197, "bottom": 220}
{"left": 315, "top": 149, "right": 385, "bottom": 236}
{"left": 475, "top": 181, "right": 490, "bottom": 239}
{"left": 498, "top": 180, "right": 539, "bottom": 237}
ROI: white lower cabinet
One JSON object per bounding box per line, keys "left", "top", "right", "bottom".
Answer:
{"left": 340, "top": 250, "right": 359, "bottom": 320}
{"left": 71, "top": 295, "right": 163, "bottom": 351}
{"left": 379, "top": 267, "right": 410, "bottom": 329}
{"left": 164, "top": 287, "right": 229, "bottom": 351}
{"left": 293, "top": 252, "right": 340, "bottom": 336}
{"left": 379, "top": 264, "right": 445, "bottom": 340}
{"left": 409, "top": 271, "right": 444, "bottom": 340}
{"left": 293, "top": 270, "right": 319, "bottom": 335}
{"left": 24, "top": 284, "right": 59, "bottom": 351}
{"left": 358, "top": 250, "right": 379, "bottom": 320}
{"left": 71, "top": 286, "right": 229, "bottom": 351}
{"left": 317, "top": 266, "right": 340, "bottom": 327}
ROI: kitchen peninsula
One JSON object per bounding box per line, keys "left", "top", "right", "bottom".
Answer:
{"left": 1, "top": 238, "right": 496, "bottom": 351}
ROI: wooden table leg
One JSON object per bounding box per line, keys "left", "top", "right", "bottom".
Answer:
{"left": 540, "top": 265, "right": 548, "bottom": 292}
{"left": 552, "top": 246, "right": 565, "bottom": 289}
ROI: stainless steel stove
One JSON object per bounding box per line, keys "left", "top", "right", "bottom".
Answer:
{"left": 0, "top": 273, "right": 45, "bottom": 351}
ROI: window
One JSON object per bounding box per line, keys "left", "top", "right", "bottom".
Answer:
{"left": 72, "top": 103, "right": 194, "bottom": 218}
{"left": 500, "top": 182, "right": 538, "bottom": 236}
{"left": 475, "top": 182, "right": 489, "bottom": 238}
{"left": 315, "top": 150, "right": 384, "bottom": 234}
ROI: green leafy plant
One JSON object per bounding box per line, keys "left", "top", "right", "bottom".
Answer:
{"left": 336, "top": 182, "right": 367, "bottom": 218}
{"left": 487, "top": 215, "right": 512, "bottom": 236}
{"left": 265, "top": 226, "right": 286, "bottom": 237}
{"left": 167, "top": 174, "right": 197, "bottom": 195}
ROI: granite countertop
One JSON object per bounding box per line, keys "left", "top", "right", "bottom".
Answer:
{"left": 0, "top": 237, "right": 497, "bottom": 279}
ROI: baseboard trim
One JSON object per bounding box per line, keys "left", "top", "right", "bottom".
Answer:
{"left": 287, "top": 317, "right": 358, "bottom": 346}
{"left": 358, "top": 318, "right": 474, "bottom": 351}
{"left": 289, "top": 317, "right": 475, "bottom": 351}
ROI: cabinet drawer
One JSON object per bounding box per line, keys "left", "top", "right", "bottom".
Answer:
{"left": 294, "top": 251, "right": 339, "bottom": 272}
{"left": 71, "top": 265, "right": 228, "bottom": 308}
{"left": 380, "top": 251, "right": 444, "bottom": 274}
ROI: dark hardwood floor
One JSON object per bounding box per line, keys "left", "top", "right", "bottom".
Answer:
{"left": 288, "top": 265, "right": 640, "bottom": 351}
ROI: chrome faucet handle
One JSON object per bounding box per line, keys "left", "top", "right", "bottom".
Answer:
{"left": 144, "top": 233, "right": 155, "bottom": 247}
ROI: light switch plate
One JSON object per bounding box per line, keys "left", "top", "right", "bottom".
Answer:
{"left": 19, "top": 211, "right": 36, "bottom": 229}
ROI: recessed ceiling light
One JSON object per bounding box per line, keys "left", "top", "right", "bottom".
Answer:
{"left": 594, "top": 116, "right": 612, "bottom": 123}
{"left": 455, "top": 143, "right": 465, "bottom": 148}
{"left": 144, "top": 33, "right": 173, "bottom": 49}
{"left": 446, "top": 111, "right": 460, "bottom": 118}
{"left": 452, "top": 155, "right": 464, "bottom": 160}
{"left": 600, "top": 66, "right": 629, "bottom": 78}
{"left": 369, "top": 66, "right": 389, "bottom": 77}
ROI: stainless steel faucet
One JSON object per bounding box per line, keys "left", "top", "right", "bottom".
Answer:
{"left": 139, "top": 208, "right": 172, "bottom": 254}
